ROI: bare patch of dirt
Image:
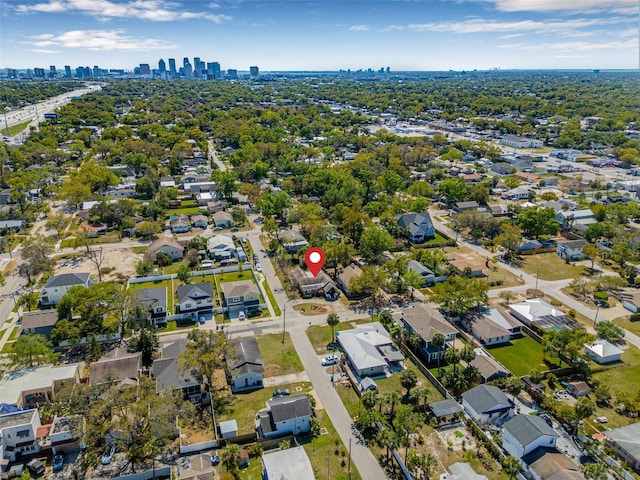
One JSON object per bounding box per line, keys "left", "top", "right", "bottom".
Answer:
{"left": 293, "top": 303, "right": 332, "bottom": 315}
{"left": 54, "top": 248, "right": 144, "bottom": 281}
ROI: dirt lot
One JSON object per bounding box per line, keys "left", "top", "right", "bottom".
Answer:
{"left": 54, "top": 248, "right": 144, "bottom": 281}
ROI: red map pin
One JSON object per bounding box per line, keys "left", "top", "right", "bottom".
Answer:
{"left": 304, "top": 247, "right": 326, "bottom": 277}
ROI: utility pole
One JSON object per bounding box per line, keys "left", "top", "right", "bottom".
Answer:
{"left": 281, "top": 304, "right": 286, "bottom": 343}
{"left": 347, "top": 438, "right": 351, "bottom": 479}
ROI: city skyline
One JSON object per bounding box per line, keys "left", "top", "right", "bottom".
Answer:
{"left": 0, "top": 0, "right": 638, "bottom": 71}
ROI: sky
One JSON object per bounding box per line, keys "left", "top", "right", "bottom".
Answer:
{"left": 0, "top": 0, "right": 638, "bottom": 71}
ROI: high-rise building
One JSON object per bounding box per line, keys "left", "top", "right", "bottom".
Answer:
{"left": 183, "top": 57, "right": 190, "bottom": 67}
{"left": 250, "top": 66, "right": 259, "bottom": 77}
{"left": 93, "top": 65, "right": 100, "bottom": 77}
{"left": 227, "top": 69, "right": 238, "bottom": 80}
{"left": 210, "top": 61, "right": 221, "bottom": 80}
{"left": 183, "top": 63, "right": 193, "bottom": 78}
{"left": 139, "top": 64, "right": 151, "bottom": 76}
{"left": 168, "top": 58, "right": 176, "bottom": 74}
{"left": 158, "top": 59, "right": 166, "bottom": 73}
{"left": 193, "top": 57, "right": 202, "bottom": 77}
{"left": 64, "top": 65, "right": 71, "bottom": 77}
{"left": 34, "top": 67, "right": 45, "bottom": 78}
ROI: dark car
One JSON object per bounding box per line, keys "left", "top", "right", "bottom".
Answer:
{"left": 27, "top": 459, "right": 45, "bottom": 476}
{"left": 53, "top": 454, "right": 64, "bottom": 472}
{"left": 273, "top": 388, "right": 290, "bottom": 397}
{"left": 210, "top": 454, "right": 220, "bottom": 466}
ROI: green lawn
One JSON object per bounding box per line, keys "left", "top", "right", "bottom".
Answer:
{"left": 60, "top": 231, "right": 121, "bottom": 249}
{"left": 7, "top": 326, "right": 19, "bottom": 341}
{"left": 217, "top": 381, "right": 312, "bottom": 435}
{"left": 256, "top": 333, "right": 304, "bottom": 377}
{"left": 5, "top": 120, "right": 31, "bottom": 136}
{"left": 166, "top": 207, "right": 203, "bottom": 216}
{"left": 261, "top": 279, "right": 281, "bottom": 316}
{"left": 486, "top": 334, "right": 560, "bottom": 376}
{"left": 129, "top": 279, "right": 175, "bottom": 314}
{"left": 423, "top": 232, "right": 449, "bottom": 245}
{"left": 131, "top": 246, "right": 148, "bottom": 254}
{"left": 156, "top": 319, "right": 197, "bottom": 332}
{"left": 1, "top": 342, "right": 14, "bottom": 354}
{"left": 521, "top": 253, "right": 588, "bottom": 281}
{"left": 306, "top": 319, "right": 369, "bottom": 354}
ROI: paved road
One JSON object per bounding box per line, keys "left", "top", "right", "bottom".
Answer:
{"left": 430, "top": 210, "right": 640, "bottom": 349}
{"left": 207, "top": 140, "right": 227, "bottom": 172}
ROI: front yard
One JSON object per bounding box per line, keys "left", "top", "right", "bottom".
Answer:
{"left": 256, "top": 333, "right": 304, "bottom": 377}
{"left": 521, "top": 253, "right": 588, "bottom": 281}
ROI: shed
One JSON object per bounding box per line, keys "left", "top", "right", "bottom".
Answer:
{"left": 219, "top": 419, "right": 238, "bottom": 439}
{"left": 566, "top": 381, "right": 591, "bottom": 398}
{"left": 359, "top": 377, "right": 378, "bottom": 392}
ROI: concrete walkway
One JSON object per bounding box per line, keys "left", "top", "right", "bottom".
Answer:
{"left": 262, "top": 371, "right": 310, "bottom": 387}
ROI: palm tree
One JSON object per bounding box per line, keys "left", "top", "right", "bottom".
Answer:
{"left": 221, "top": 443, "right": 241, "bottom": 473}
{"left": 400, "top": 369, "right": 418, "bottom": 398}
{"left": 17, "top": 291, "right": 39, "bottom": 313}
{"left": 431, "top": 332, "right": 446, "bottom": 367}
{"left": 444, "top": 346, "right": 460, "bottom": 366}
{"left": 460, "top": 344, "right": 476, "bottom": 364}
{"left": 376, "top": 428, "right": 397, "bottom": 463}
{"left": 385, "top": 391, "right": 401, "bottom": 419}
{"left": 574, "top": 397, "right": 596, "bottom": 435}
{"left": 502, "top": 456, "right": 521, "bottom": 480}
{"left": 411, "top": 386, "right": 430, "bottom": 412}
{"left": 408, "top": 332, "right": 423, "bottom": 351}
{"left": 423, "top": 453, "right": 438, "bottom": 480}
{"left": 361, "top": 389, "right": 379, "bottom": 410}
{"left": 326, "top": 312, "right": 340, "bottom": 342}
{"left": 403, "top": 269, "right": 424, "bottom": 300}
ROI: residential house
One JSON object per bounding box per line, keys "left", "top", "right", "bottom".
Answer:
{"left": 221, "top": 280, "right": 261, "bottom": 316}
{"left": 502, "top": 186, "right": 532, "bottom": 201}
{"left": 471, "top": 352, "right": 510, "bottom": 383}
{"left": 447, "top": 463, "right": 489, "bottom": 480}
{"left": 148, "top": 237, "right": 184, "bottom": 261}
{"left": 256, "top": 394, "right": 313, "bottom": 439}
{"left": 407, "top": 259, "right": 441, "bottom": 285}
{"left": 584, "top": 339, "right": 623, "bottom": 364}
{"left": 170, "top": 215, "right": 191, "bottom": 234}
{"left": 160, "top": 177, "right": 176, "bottom": 189}
{"left": 40, "top": 272, "right": 91, "bottom": 307}
{"left": 514, "top": 171, "right": 542, "bottom": 185}
{"left": 397, "top": 304, "right": 458, "bottom": 363}
{"left": 396, "top": 212, "right": 436, "bottom": 243}
{"left": 556, "top": 209, "right": 597, "bottom": 233}
{"left": 153, "top": 339, "right": 201, "bottom": 400}
{"left": 177, "top": 282, "right": 214, "bottom": 318}
{"left": 508, "top": 299, "right": 581, "bottom": 331}
{"left": 49, "top": 414, "right": 86, "bottom": 454}
{"left": 336, "top": 264, "right": 364, "bottom": 299}
{"left": 566, "top": 381, "right": 591, "bottom": 398}
{"left": 212, "top": 211, "right": 233, "bottom": 228}
{"left": 484, "top": 308, "right": 522, "bottom": 337}
{"left": 184, "top": 181, "right": 216, "bottom": 194}
{"left": 461, "top": 312, "right": 511, "bottom": 346}
{"left": 261, "top": 445, "right": 315, "bottom": 480}
{"left": 130, "top": 286, "right": 168, "bottom": 326}
{"left": 604, "top": 423, "right": 640, "bottom": 472}
{"left": 453, "top": 201, "right": 481, "bottom": 213}
{"left": 557, "top": 239, "right": 589, "bottom": 261}
{"left": 280, "top": 230, "right": 309, "bottom": 253}
{"left": 337, "top": 322, "right": 404, "bottom": 377}
{"left": 491, "top": 163, "right": 513, "bottom": 175}
{"left": 207, "top": 200, "right": 226, "bottom": 213}
{"left": 0, "top": 364, "right": 80, "bottom": 408}
{"left": 0, "top": 409, "right": 42, "bottom": 469}
{"left": 290, "top": 268, "right": 339, "bottom": 300}
{"left": 226, "top": 337, "right": 264, "bottom": 393}
{"left": 525, "top": 450, "right": 584, "bottom": 480}
{"left": 502, "top": 414, "right": 559, "bottom": 459}
{"left": 0, "top": 220, "right": 24, "bottom": 232}
{"left": 461, "top": 384, "right": 515, "bottom": 426}
{"left": 207, "top": 235, "right": 236, "bottom": 260}
{"left": 429, "top": 399, "right": 463, "bottom": 427}
{"left": 191, "top": 214, "right": 208, "bottom": 229}
{"left": 89, "top": 348, "right": 142, "bottom": 385}
{"left": 19, "top": 310, "right": 58, "bottom": 339}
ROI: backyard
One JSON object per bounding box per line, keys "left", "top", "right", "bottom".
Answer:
{"left": 129, "top": 279, "right": 175, "bottom": 314}
{"left": 486, "top": 334, "right": 560, "bottom": 376}
{"left": 521, "top": 253, "right": 588, "bottom": 281}
{"left": 306, "top": 319, "right": 369, "bottom": 355}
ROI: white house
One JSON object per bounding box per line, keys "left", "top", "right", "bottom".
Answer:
{"left": 207, "top": 234, "right": 236, "bottom": 260}
{"left": 40, "top": 272, "right": 90, "bottom": 306}
{"left": 256, "top": 394, "right": 313, "bottom": 439}
{"left": 0, "top": 365, "right": 80, "bottom": 408}
{"left": 176, "top": 282, "right": 213, "bottom": 318}
{"left": 461, "top": 385, "right": 514, "bottom": 426}
{"left": 337, "top": 322, "right": 404, "bottom": 377}
{"left": 148, "top": 237, "right": 184, "bottom": 261}
{"left": 462, "top": 313, "right": 511, "bottom": 346}
{"left": 501, "top": 135, "right": 543, "bottom": 149}
{"left": 556, "top": 209, "right": 597, "bottom": 232}
{"left": 396, "top": 212, "right": 435, "bottom": 242}
{"left": 557, "top": 239, "right": 589, "bottom": 260}
{"left": 170, "top": 215, "right": 191, "bottom": 234}
{"left": 0, "top": 409, "right": 42, "bottom": 468}
{"left": 508, "top": 298, "right": 580, "bottom": 331}
{"left": 502, "top": 414, "right": 559, "bottom": 459}
{"left": 502, "top": 186, "right": 532, "bottom": 201}
{"left": 262, "top": 446, "right": 315, "bottom": 480}
{"left": 585, "top": 339, "right": 623, "bottom": 364}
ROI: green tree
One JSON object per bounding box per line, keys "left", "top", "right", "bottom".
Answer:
{"left": 18, "top": 235, "right": 55, "bottom": 283}
{"left": 595, "top": 321, "right": 625, "bottom": 344}
{"left": 257, "top": 191, "right": 291, "bottom": 222}
{"left": 11, "top": 334, "right": 56, "bottom": 367}
{"left": 129, "top": 328, "right": 160, "bottom": 366}
{"left": 350, "top": 265, "right": 388, "bottom": 319}
{"left": 400, "top": 368, "right": 418, "bottom": 397}
{"left": 431, "top": 332, "right": 446, "bottom": 367}
{"left": 180, "top": 329, "right": 227, "bottom": 393}
{"left": 403, "top": 269, "right": 424, "bottom": 300}
{"left": 516, "top": 207, "right": 560, "bottom": 238}
{"left": 428, "top": 276, "right": 488, "bottom": 318}
{"left": 438, "top": 177, "right": 468, "bottom": 203}
{"left": 17, "top": 291, "right": 39, "bottom": 313}
{"left": 327, "top": 312, "right": 340, "bottom": 342}
{"left": 87, "top": 335, "right": 102, "bottom": 362}
{"left": 214, "top": 170, "right": 239, "bottom": 201}
{"left": 582, "top": 243, "right": 600, "bottom": 270}
{"left": 574, "top": 397, "right": 596, "bottom": 434}
{"left": 359, "top": 225, "right": 395, "bottom": 264}
{"left": 582, "top": 463, "right": 608, "bottom": 480}
{"left": 495, "top": 222, "right": 523, "bottom": 258}
{"left": 46, "top": 212, "right": 71, "bottom": 238}
{"left": 502, "top": 456, "right": 521, "bottom": 480}
{"left": 176, "top": 264, "right": 192, "bottom": 284}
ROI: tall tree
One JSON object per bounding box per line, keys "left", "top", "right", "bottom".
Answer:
{"left": 326, "top": 312, "right": 340, "bottom": 342}
{"left": 11, "top": 334, "right": 56, "bottom": 367}
{"left": 17, "top": 291, "right": 39, "bottom": 312}
{"left": 18, "top": 235, "right": 55, "bottom": 283}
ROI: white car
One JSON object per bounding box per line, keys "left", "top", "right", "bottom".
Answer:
{"left": 321, "top": 355, "right": 339, "bottom": 366}
{"left": 238, "top": 311, "right": 246, "bottom": 321}
{"left": 255, "top": 263, "right": 262, "bottom": 272}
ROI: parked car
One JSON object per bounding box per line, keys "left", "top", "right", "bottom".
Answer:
{"left": 273, "top": 388, "right": 290, "bottom": 397}
{"left": 238, "top": 311, "right": 246, "bottom": 321}
{"left": 321, "top": 354, "right": 339, "bottom": 366}
{"left": 255, "top": 263, "right": 262, "bottom": 272}
{"left": 53, "top": 454, "right": 64, "bottom": 472}
{"left": 210, "top": 454, "right": 220, "bottom": 466}
{"left": 101, "top": 444, "right": 116, "bottom": 465}
{"left": 27, "top": 459, "right": 45, "bottom": 475}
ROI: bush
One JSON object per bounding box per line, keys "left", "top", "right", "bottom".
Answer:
{"left": 594, "top": 291, "right": 609, "bottom": 301}
{"left": 631, "top": 313, "right": 640, "bottom": 322}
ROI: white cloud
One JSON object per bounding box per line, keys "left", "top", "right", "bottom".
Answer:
{"left": 404, "top": 16, "right": 630, "bottom": 34}
{"left": 498, "top": 38, "right": 636, "bottom": 52}
{"left": 349, "top": 25, "right": 369, "bottom": 31}
{"left": 15, "top": 0, "right": 232, "bottom": 22}
{"left": 29, "top": 48, "right": 61, "bottom": 53}
{"left": 23, "top": 29, "right": 178, "bottom": 51}
{"left": 488, "top": 0, "right": 637, "bottom": 13}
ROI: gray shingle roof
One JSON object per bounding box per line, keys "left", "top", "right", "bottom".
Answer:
{"left": 177, "top": 282, "right": 213, "bottom": 303}
{"left": 21, "top": 310, "right": 58, "bottom": 329}
{"left": 462, "top": 384, "right": 513, "bottom": 414}
{"left": 503, "top": 414, "right": 558, "bottom": 447}
{"left": 269, "top": 394, "right": 313, "bottom": 423}
{"left": 429, "top": 399, "right": 463, "bottom": 418}
{"left": 131, "top": 286, "right": 167, "bottom": 312}
{"left": 605, "top": 423, "right": 640, "bottom": 463}
{"left": 44, "top": 272, "right": 90, "bottom": 288}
